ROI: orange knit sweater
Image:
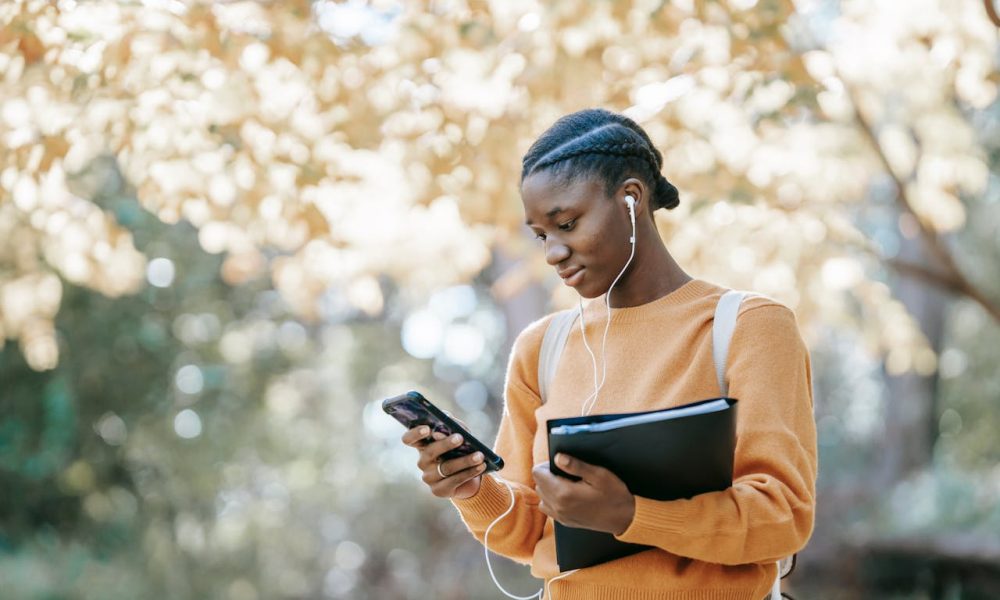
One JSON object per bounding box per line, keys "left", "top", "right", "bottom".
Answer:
{"left": 452, "top": 280, "right": 817, "bottom": 600}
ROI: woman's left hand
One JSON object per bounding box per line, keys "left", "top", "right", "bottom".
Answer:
{"left": 532, "top": 453, "right": 636, "bottom": 535}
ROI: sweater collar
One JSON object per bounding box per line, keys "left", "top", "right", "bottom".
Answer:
{"left": 580, "top": 279, "right": 715, "bottom": 324}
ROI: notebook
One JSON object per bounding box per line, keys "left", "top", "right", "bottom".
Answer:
{"left": 546, "top": 397, "right": 738, "bottom": 571}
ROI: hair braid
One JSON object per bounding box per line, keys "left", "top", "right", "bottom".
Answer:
{"left": 521, "top": 109, "right": 679, "bottom": 211}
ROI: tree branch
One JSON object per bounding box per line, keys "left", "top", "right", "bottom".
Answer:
{"left": 764, "top": 2, "right": 1000, "bottom": 322}
{"left": 779, "top": 0, "right": 1000, "bottom": 322}
{"left": 842, "top": 84, "right": 1000, "bottom": 323}
{"left": 835, "top": 235, "right": 1000, "bottom": 324}
{"left": 986, "top": 0, "right": 1000, "bottom": 28}
{"left": 886, "top": 258, "right": 963, "bottom": 293}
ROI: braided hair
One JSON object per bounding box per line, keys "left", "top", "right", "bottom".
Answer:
{"left": 521, "top": 109, "right": 679, "bottom": 211}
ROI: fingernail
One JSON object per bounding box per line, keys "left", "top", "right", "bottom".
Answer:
{"left": 419, "top": 427, "right": 429, "bottom": 436}
{"left": 472, "top": 452, "right": 483, "bottom": 463}
{"left": 557, "top": 454, "right": 569, "bottom": 467}
{"left": 432, "top": 432, "right": 445, "bottom": 440}
{"left": 450, "top": 434, "right": 462, "bottom": 444}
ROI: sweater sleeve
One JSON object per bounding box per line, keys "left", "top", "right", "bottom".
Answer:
{"left": 450, "top": 318, "right": 550, "bottom": 564}
{"left": 613, "top": 303, "right": 818, "bottom": 565}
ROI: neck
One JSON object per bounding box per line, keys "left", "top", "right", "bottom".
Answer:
{"left": 606, "top": 223, "right": 691, "bottom": 309}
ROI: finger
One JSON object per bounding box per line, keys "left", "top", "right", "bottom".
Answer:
{"left": 441, "top": 451, "right": 485, "bottom": 477}
{"left": 430, "top": 463, "right": 487, "bottom": 497}
{"left": 426, "top": 452, "right": 480, "bottom": 482}
{"left": 446, "top": 461, "right": 487, "bottom": 482}
{"left": 553, "top": 453, "right": 599, "bottom": 482}
{"left": 401, "top": 426, "right": 432, "bottom": 447}
{"left": 430, "top": 449, "right": 485, "bottom": 483}
{"left": 416, "top": 433, "right": 466, "bottom": 469}
{"left": 534, "top": 461, "right": 570, "bottom": 485}
{"left": 532, "top": 462, "right": 553, "bottom": 486}
{"left": 538, "top": 499, "right": 560, "bottom": 522}
{"left": 531, "top": 462, "right": 560, "bottom": 499}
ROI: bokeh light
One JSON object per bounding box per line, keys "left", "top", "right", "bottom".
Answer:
{"left": 175, "top": 364, "right": 205, "bottom": 395}
{"left": 146, "top": 257, "right": 175, "bottom": 288}
{"left": 1, "top": 1, "right": 997, "bottom": 598}
{"left": 174, "top": 409, "right": 203, "bottom": 439}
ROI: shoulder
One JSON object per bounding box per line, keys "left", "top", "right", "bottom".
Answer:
{"left": 683, "top": 280, "right": 796, "bottom": 324}
{"left": 733, "top": 294, "right": 806, "bottom": 351}
{"left": 738, "top": 294, "right": 799, "bottom": 327}
{"left": 504, "top": 310, "right": 571, "bottom": 395}
{"left": 691, "top": 281, "right": 804, "bottom": 348}
{"left": 511, "top": 311, "right": 565, "bottom": 364}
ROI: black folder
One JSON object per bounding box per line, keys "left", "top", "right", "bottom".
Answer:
{"left": 545, "top": 397, "right": 738, "bottom": 571}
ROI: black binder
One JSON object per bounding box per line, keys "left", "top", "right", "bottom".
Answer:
{"left": 545, "top": 397, "right": 738, "bottom": 571}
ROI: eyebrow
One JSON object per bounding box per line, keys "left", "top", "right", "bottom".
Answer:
{"left": 525, "top": 206, "right": 565, "bottom": 226}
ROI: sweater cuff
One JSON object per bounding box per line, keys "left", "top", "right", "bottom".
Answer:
{"left": 451, "top": 474, "right": 515, "bottom": 527}
{"left": 614, "top": 495, "right": 691, "bottom": 547}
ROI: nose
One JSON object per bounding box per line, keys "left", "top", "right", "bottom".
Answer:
{"left": 544, "top": 239, "right": 570, "bottom": 266}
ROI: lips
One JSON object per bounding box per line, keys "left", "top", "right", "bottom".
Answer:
{"left": 558, "top": 266, "right": 585, "bottom": 287}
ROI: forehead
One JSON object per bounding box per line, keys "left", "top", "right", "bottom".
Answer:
{"left": 521, "top": 171, "right": 605, "bottom": 224}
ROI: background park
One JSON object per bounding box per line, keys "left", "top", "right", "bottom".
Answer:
{"left": 1, "top": 0, "right": 999, "bottom": 598}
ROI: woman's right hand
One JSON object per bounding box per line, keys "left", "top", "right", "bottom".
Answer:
{"left": 402, "top": 426, "right": 487, "bottom": 500}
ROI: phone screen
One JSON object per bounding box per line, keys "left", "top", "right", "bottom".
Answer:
{"left": 382, "top": 391, "right": 504, "bottom": 471}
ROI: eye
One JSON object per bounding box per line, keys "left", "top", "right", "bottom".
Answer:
{"left": 534, "top": 231, "right": 547, "bottom": 242}
{"left": 558, "top": 218, "right": 576, "bottom": 232}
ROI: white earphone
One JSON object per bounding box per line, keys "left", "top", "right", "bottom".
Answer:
{"left": 625, "top": 195, "right": 636, "bottom": 245}
{"left": 485, "top": 192, "right": 642, "bottom": 600}
{"left": 577, "top": 193, "right": 638, "bottom": 415}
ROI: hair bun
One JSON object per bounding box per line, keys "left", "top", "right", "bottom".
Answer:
{"left": 654, "top": 176, "right": 680, "bottom": 210}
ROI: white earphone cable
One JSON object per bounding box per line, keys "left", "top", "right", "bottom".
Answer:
{"left": 484, "top": 477, "right": 579, "bottom": 599}
{"left": 576, "top": 296, "right": 600, "bottom": 415}
{"left": 483, "top": 195, "right": 637, "bottom": 599}
{"left": 483, "top": 476, "right": 542, "bottom": 600}
{"left": 580, "top": 196, "right": 637, "bottom": 416}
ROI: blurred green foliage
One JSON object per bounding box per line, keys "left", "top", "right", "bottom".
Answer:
{"left": 3, "top": 166, "right": 998, "bottom": 598}
{"left": 0, "top": 158, "right": 535, "bottom": 599}
{"left": 1, "top": 0, "right": 999, "bottom": 596}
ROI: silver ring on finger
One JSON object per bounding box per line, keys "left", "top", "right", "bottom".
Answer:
{"left": 436, "top": 460, "right": 448, "bottom": 480}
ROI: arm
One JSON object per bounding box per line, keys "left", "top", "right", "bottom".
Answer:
{"left": 613, "top": 303, "right": 818, "bottom": 565}
{"left": 450, "top": 324, "right": 550, "bottom": 564}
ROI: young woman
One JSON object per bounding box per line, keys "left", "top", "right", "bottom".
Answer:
{"left": 402, "top": 109, "right": 817, "bottom": 599}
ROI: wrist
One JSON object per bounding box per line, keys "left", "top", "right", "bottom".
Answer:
{"left": 452, "top": 474, "right": 483, "bottom": 500}
{"left": 611, "top": 493, "right": 636, "bottom": 535}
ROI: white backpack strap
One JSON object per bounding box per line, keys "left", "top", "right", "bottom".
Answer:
{"left": 774, "top": 554, "right": 795, "bottom": 598}
{"left": 538, "top": 309, "right": 578, "bottom": 403}
{"left": 712, "top": 290, "right": 747, "bottom": 397}
{"left": 715, "top": 291, "right": 787, "bottom": 597}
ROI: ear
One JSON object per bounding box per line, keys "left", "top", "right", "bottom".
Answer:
{"left": 619, "top": 178, "right": 648, "bottom": 219}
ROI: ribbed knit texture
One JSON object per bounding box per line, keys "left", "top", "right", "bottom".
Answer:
{"left": 453, "top": 280, "right": 818, "bottom": 599}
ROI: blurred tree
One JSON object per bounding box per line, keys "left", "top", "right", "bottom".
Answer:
{"left": 1, "top": 156, "right": 524, "bottom": 598}
{"left": 2, "top": 0, "right": 996, "bottom": 371}
{"left": 1, "top": 0, "right": 998, "bottom": 597}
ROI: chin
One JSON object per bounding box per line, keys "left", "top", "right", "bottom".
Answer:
{"left": 573, "top": 280, "right": 607, "bottom": 299}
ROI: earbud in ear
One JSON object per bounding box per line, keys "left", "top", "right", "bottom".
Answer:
{"left": 624, "top": 195, "right": 636, "bottom": 245}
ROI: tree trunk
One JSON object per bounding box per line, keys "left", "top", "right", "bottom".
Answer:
{"left": 490, "top": 248, "right": 548, "bottom": 356}
{"left": 877, "top": 233, "right": 949, "bottom": 487}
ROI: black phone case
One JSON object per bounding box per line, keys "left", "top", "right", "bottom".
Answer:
{"left": 382, "top": 391, "right": 504, "bottom": 472}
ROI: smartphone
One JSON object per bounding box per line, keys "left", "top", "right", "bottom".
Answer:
{"left": 382, "top": 390, "right": 504, "bottom": 473}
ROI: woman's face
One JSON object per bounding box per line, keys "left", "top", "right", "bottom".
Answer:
{"left": 522, "top": 170, "right": 634, "bottom": 299}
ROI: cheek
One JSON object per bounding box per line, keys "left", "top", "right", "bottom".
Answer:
{"left": 578, "top": 226, "right": 625, "bottom": 266}
{"left": 575, "top": 220, "right": 614, "bottom": 256}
